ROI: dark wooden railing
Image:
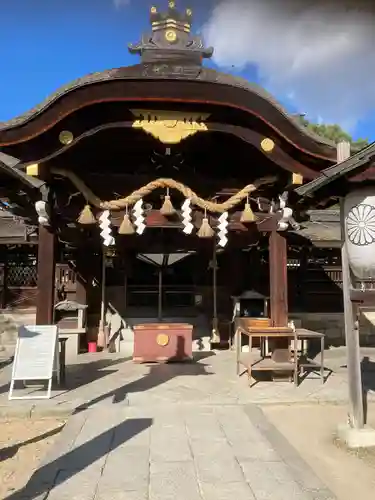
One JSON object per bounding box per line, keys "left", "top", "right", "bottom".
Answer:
{"left": 1, "top": 258, "right": 374, "bottom": 312}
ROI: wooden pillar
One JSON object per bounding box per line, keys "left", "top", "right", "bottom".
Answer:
{"left": 36, "top": 225, "right": 56, "bottom": 325}
{"left": 340, "top": 202, "right": 365, "bottom": 428}
{"left": 75, "top": 251, "right": 91, "bottom": 306}
{"left": 1, "top": 247, "right": 8, "bottom": 309}
{"left": 269, "top": 230, "right": 288, "bottom": 326}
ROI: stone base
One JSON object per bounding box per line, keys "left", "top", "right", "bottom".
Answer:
{"left": 337, "top": 423, "right": 375, "bottom": 449}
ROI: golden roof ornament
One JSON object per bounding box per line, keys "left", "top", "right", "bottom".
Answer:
{"left": 129, "top": 2, "right": 213, "bottom": 64}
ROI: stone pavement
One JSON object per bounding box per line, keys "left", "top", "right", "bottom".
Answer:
{"left": 1, "top": 347, "right": 374, "bottom": 499}
{"left": 7, "top": 404, "right": 335, "bottom": 500}
{"left": 1, "top": 347, "right": 375, "bottom": 414}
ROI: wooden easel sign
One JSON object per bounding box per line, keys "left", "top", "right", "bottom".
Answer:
{"left": 8, "top": 325, "right": 60, "bottom": 400}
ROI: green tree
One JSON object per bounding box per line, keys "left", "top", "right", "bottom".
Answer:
{"left": 295, "top": 115, "right": 369, "bottom": 151}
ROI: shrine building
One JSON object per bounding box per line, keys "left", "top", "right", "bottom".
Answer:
{"left": 0, "top": 1, "right": 375, "bottom": 355}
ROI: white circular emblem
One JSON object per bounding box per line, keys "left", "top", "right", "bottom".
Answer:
{"left": 347, "top": 203, "right": 375, "bottom": 246}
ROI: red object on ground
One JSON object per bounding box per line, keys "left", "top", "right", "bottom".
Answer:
{"left": 133, "top": 323, "right": 193, "bottom": 363}
{"left": 88, "top": 341, "right": 97, "bottom": 353}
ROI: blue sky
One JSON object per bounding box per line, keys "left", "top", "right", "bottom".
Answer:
{"left": 0, "top": 0, "right": 373, "bottom": 141}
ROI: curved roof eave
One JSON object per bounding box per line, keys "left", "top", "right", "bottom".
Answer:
{"left": 0, "top": 63, "right": 337, "bottom": 159}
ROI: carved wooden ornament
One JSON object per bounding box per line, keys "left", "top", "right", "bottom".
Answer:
{"left": 131, "top": 110, "right": 209, "bottom": 144}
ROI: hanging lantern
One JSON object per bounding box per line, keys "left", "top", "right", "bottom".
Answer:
{"left": 344, "top": 187, "right": 375, "bottom": 279}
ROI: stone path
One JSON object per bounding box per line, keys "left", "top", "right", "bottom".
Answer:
{"left": 1, "top": 348, "right": 375, "bottom": 413}
{"left": 2, "top": 347, "right": 375, "bottom": 499}
{"left": 8, "top": 404, "right": 335, "bottom": 500}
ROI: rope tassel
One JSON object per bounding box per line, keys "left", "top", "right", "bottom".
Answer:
{"left": 160, "top": 189, "right": 176, "bottom": 216}
{"left": 118, "top": 212, "right": 135, "bottom": 235}
{"left": 77, "top": 204, "right": 96, "bottom": 225}
{"left": 240, "top": 198, "right": 257, "bottom": 223}
{"left": 197, "top": 214, "right": 215, "bottom": 238}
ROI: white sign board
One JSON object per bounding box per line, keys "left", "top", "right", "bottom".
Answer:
{"left": 9, "top": 325, "right": 60, "bottom": 400}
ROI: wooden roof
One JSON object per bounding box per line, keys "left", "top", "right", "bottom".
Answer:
{"left": 0, "top": 4, "right": 337, "bottom": 163}
{"left": 295, "top": 141, "right": 375, "bottom": 199}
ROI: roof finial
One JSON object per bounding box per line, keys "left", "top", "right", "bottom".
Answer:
{"left": 129, "top": 2, "right": 213, "bottom": 64}
{"left": 150, "top": 1, "right": 192, "bottom": 33}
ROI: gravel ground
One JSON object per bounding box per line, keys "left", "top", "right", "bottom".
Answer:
{"left": 263, "top": 403, "right": 375, "bottom": 500}
{"left": 0, "top": 418, "right": 65, "bottom": 498}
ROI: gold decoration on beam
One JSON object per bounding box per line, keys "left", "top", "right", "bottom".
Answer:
{"left": 59, "top": 130, "right": 74, "bottom": 145}
{"left": 292, "top": 173, "right": 303, "bottom": 185}
{"left": 131, "top": 110, "right": 210, "bottom": 144}
{"left": 26, "top": 163, "right": 39, "bottom": 176}
{"left": 77, "top": 205, "right": 96, "bottom": 225}
{"left": 260, "top": 138, "right": 275, "bottom": 152}
{"left": 165, "top": 29, "right": 177, "bottom": 43}
{"left": 51, "top": 168, "right": 276, "bottom": 213}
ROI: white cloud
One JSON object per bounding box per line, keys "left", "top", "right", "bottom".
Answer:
{"left": 113, "top": 0, "right": 130, "bottom": 9}
{"left": 203, "top": 0, "right": 375, "bottom": 132}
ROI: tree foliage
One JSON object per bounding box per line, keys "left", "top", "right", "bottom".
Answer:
{"left": 296, "top": 115, "right": 369, "bottom": 151}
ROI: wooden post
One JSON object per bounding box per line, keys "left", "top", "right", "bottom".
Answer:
{"left": 269, "top": 230, "right": 288, "bottom": 326}
{"left": 211, "top": 243, "right": 220, "bottom": 343}
{"left": 1, "top": 248, "right": 8, "bottom": 310}
{"left": 338, "top": 141, "right": 364, "bottom": 429}
{"left": 75, "top": 250, "right": 92, "bottom": 306}
{"left": 36, "top": 225, "right": 56, "bottom": 325}
{"left": 158, "top": 267, "right": 163, "bottom": 321}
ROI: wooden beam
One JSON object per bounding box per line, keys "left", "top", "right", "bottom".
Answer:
{"left": 36, "top": 225, "right": 56, "bottom": 324}
{"left": 110, "top": 210, "right": 279, "bottom": 232}
{"left": 269, "top": 230, "right": 288, "bottom": 326}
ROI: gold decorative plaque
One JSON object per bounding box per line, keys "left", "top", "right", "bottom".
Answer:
{"left": 59, "top": 130, "right": 74, "bottom": 145}
{"left": 131, "top": 110, "right": 210, "bottom": 144}
{"left": 156, "top": 333, "right": 170, "bottom": 347}
{"left": 26, "top": 163, "right": 39, "bottom": 176}
{"left": 292, "top": 173, "right": 303, "bottom": 185}
{"left": 260, "top": 138, "right": 275, "bottom": 152}
{"left": 165, "top": 29, "right": 177, "bottom": 43}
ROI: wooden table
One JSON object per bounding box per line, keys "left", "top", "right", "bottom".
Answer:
{"left": 236, "top": 326, "right": 298, "bottom": 387}
{"left": 294, "top": 328, "right": 325, "bottom": 384}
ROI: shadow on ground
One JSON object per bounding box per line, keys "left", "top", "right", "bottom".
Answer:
{"left": 75, "top": 352, "right": 214, "bottom": 410}
{"left": 0, "top": 424, "right": 65, "bottom": 461}
{"left": 3, "top": 418, "right": 153, "bottom": 500}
